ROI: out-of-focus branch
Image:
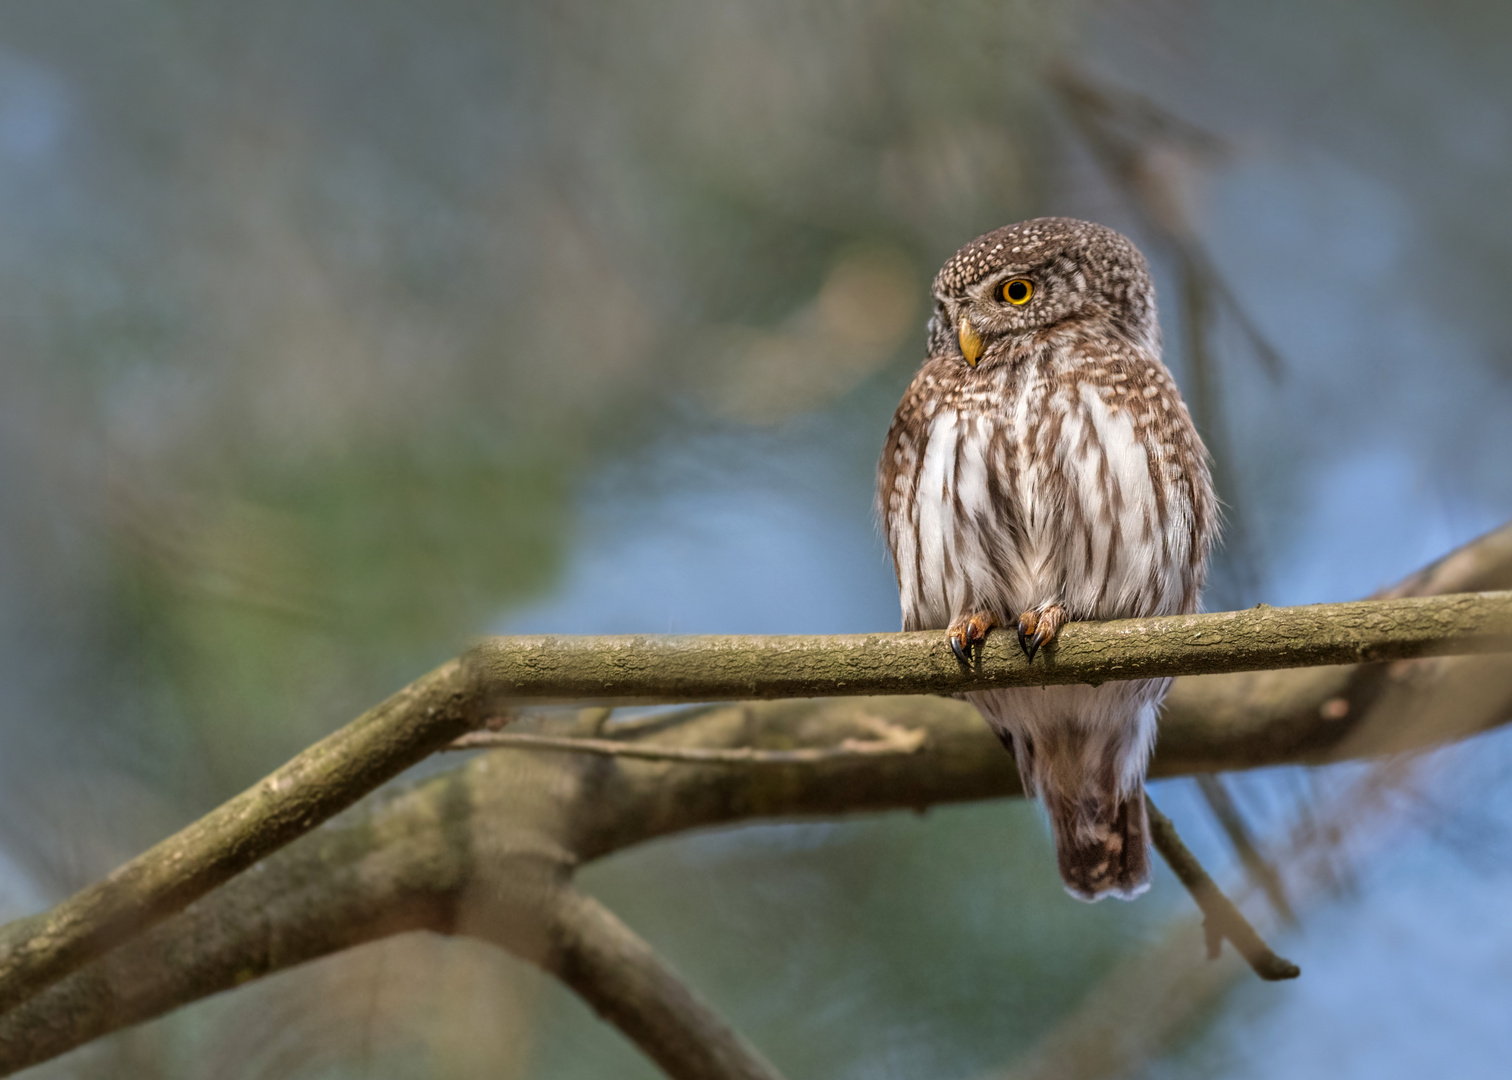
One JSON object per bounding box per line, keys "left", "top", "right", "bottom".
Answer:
{"left": 1050, "top": 63, "right": 1281, "bottom": 610}
{"left": 0, "top": 775, "right": 469, "bottom": 1074}
{"left": 1193, "top": 773, "right": 1296, "bottom": 924}
{"left": 991, "top": 523, "right": 1512, "bottom": 1080}
{"left": 448, "top": 716, "right": 926, "bottom": 762}
{"left": 460, "top": 730, "right": 1294, "bottom": 983}
{"left": 0, "top": 776, "right": 785, "bottom": 1080}
{"left": 1145, "top": 798, "right": 1299, "bottom": 980}
{"left": 527, "top": 890, "right": 787, "bottom": 1080}
{"left": 997, "top": 722, "right": 1475, "bottom": 1080}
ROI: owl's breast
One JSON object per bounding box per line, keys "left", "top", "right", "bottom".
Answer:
{"left": 884, "top": 351, "right": 1210, "bottom": 629}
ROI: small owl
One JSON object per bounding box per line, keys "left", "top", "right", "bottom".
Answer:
{"left": 877, "top": 218, "right": 1216, "bottom": 901}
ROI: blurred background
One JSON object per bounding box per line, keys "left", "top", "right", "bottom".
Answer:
{"left": 2, "top": 1, "right": 1512, "bottom": 1077}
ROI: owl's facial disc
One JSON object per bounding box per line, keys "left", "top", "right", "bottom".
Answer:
{"left": 958, "top": 314, "right": 984, "bottom": 367}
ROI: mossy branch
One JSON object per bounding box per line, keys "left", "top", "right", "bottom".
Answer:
{"left": 468, "top": 591, "right": 1512, "bottom": 703}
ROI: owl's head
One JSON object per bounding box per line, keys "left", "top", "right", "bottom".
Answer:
{"left": 926, "top": 217, "right": 1158, "bottom": 369}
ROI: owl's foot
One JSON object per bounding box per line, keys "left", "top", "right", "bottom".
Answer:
{"left": 947, "top": 611, "right": 998, "bottom": 664}
{"left": 1016, "top": 604, "right": 1067, "bottom": 663}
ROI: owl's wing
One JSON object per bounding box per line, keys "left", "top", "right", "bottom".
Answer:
{"left": 1038, "top": 344, "right": 1215, "bottom": 619}
{"left": 877, "top": 378, "right": 928, "bottom": 620}
{"left": 879, "top": 365, "right": 1020, "bottom": 630}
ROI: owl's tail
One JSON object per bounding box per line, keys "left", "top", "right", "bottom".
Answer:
{"left": 1004, "top": 723, "right": 1152, "bottom": 902}
{"left": 974, "top": 685, "right": 1160, "bottom": 902}
{"left": 1041, "top": 782, "right": 1151, "bottom": 902}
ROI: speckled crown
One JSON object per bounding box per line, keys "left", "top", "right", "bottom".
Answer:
{"left": 932, "top": 217, "right": 1145, "bottom": 297}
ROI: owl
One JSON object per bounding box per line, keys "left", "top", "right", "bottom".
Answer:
{"left": 877, "top": 218, "right": 1216, "bottom": 901}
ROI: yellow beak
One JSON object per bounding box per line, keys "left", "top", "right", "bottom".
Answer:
{"left": 958, "top": 315, "right": 983, "bottom": 367}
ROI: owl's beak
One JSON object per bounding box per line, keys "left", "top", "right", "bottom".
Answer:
{"left": 958, "top": 315, "right": 984, "bottom": 367}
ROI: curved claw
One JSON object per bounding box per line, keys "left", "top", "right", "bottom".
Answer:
{"left": 1015, "top": 610, "right": 1038, "bottom": 660}
{"left": 947, "top": 611, "right": 998, "bottom": 665}
{"left": 1016, "top": 605, "right": 1065, "bottom": 663}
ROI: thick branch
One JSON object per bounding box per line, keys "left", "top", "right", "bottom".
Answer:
{"left": 0, "top": 656, "right": 497, "bottom": 1022}
{"left": 0, "top": 777, "right": 469, "bottom": 1071}
{"left": 0, "top": 787, "right": 786, "bottom": 1080}
{"left": 456, "top": 732, "right": 1293, "bottom": 983}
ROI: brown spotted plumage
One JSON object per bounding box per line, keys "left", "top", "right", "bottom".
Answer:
{"left": 877, "top": 218, "right": 1215, "bottom": 901}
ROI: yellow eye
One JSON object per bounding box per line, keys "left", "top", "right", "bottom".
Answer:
{"left": 1002, "top": 278, "right": 1033, "bottom": 305}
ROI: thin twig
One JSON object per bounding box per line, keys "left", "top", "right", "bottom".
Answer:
{"left": 1145, "top": 796, "right": 1300, "bottom": 981}
{"left": 1193, "top": 773, "right": 1297, "bottom": 924}
{"left": 448, "top": 721, "right": 926, "bottom": 763}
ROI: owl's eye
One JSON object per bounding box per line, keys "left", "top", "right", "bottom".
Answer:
{"left": 1001, "top": 278, "right": 1033, "bottom": 305}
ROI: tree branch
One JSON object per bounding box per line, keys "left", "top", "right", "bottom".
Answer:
{"left": 0, "top": 581, "right": 1507, "bottom": 1043}
{"left": 1192, "top": 773, "right": 1296, "bottom": 924}
{"left": 468, "top": 591, "right": 1512, "bottom": 704}
{"left": 1144, "top": 798, "right": 1299, "bottom": 980}
{"left": 0, "top": 775, "right": 467, "bottom": 1072}
{"left": 988, "top": 527, "right": 1512, "bottom": 1080}
{"left": 0, "top": 779, "right": 787, "bottom": 1080}
{"left": 997, "top": 718, "right": 1473, "bottom": 1080}
{"left": 2, "top": 602, "right": 1509, "bottom": 1076}
{"left": 456, "top": 729, "right": 1295, "bottom": 983}
{"left": 447, "top": 717, "right": 927, "bottom": 763}
{"left": 527, "top": 890, "right": 787, "bottom": 1080}
{"left": 0, "top": 655, "right": 497, "bottom": 1022}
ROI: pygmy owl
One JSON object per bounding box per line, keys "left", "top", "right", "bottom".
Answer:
{"left": 877, "top": 218, "right": 1216, "bottom": 901}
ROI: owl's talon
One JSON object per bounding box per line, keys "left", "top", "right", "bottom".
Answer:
{"left": 946, "top": 611, "right": 998, "bottom": 665}
{"left": 1017, "top": 605, "right": 1066, "bottom": 663}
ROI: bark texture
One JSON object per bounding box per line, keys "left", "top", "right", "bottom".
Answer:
{"left": 470, "top": 591, "right": 1512, "bottom": 703}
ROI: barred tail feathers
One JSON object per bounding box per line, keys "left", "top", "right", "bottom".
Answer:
{"left": 974, "top": 685, "right": 1161, "bottom": 903}
{"left": 1043, "top": 782, "right": 1151, "bottom": 902}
